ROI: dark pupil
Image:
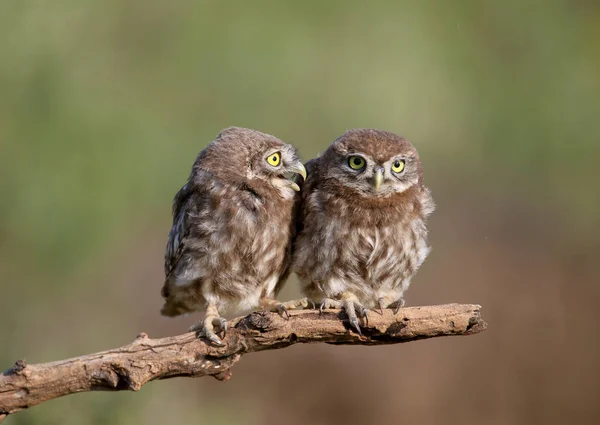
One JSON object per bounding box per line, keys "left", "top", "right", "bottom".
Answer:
{"left": 353, "top": 158, "right": 361, "bottom": 165}
{"left": 394, "top": 161, "right": 400, "bottom": 167}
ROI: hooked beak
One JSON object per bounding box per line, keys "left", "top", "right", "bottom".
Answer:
{"left": 293, "top": 162, "right": 307, "bottom": 181}
{"left": 286, "top": 161, "right": 307, "bottom": 192}
{"left": 373, "top": 167, "right": 383, "bottom": 191}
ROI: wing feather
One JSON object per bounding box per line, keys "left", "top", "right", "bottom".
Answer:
{"left": 163, "top": 182, "right": 193, "bottom": 282}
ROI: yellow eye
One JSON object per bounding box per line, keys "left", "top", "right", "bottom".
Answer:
{"left": 391, "top": 159, "right": 405, "bottom": 173}
{"left": 348, "top": 156, "right": 366, "bottom": 170}
{"left": 267, "top": 152, "right": 281, "bottom": 166}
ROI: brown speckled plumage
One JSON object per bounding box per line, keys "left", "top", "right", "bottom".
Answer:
{"left": 161, "top": 127, "right": 307, "bottom": 344}
{"left": 292, "top": 129, "right": 435, "bottom": 333}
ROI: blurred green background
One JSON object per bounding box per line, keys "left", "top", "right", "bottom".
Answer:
{"left": 1, "top": 1, "right": 599, "bottom": 424}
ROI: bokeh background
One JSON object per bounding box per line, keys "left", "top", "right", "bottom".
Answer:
{"left": 1, "top": 1, "right": 599, "bottom": 424}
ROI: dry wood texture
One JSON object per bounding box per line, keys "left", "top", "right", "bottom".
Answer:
{"left": 0, "top": 303, "right": 486, "bottom": 421}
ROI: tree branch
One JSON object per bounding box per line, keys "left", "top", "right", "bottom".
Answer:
{"left": 0, "top": 303, "right": 486, "bottom": 420}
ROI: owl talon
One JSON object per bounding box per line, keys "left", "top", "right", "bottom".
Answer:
{"left": 376, "top": 298, "right": 385, "bottom": 315}
{"left": 348, "top": 316, "right": 363, "bottom": 336}
{"left": 203, "top": 331, "right": 224, "bottom": 346}
{"left": 342, "top": 299, "right": 367, "bottom": 335}
{"left": 356, "top": 304, "right": 369, "bottom": 326}
{"left": 277, "top": 304, "right": 290, "bottom": 320}
{"left": 189, "top": 310, "right": 226, "bottom": 345}
{"left": 262, "top": 297, "right": 313, "bottom": 319}
{"left": 215, "top": 317, "right": 228, "bottom": 338}
{"left": 319, "top": 298, "right": 367, "bottom": 335}
{"left": 319, "top": 298, "right": 343, "bottom": 315}
{"left": 391, "top": 298, "right": 406, "bottom": 315}
{"left": 189, "top": 325, "right": 224, "bottom": 345}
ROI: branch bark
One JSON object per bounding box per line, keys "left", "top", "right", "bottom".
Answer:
{"left": 0, "top": 303, "right": 486, "bottom": 421}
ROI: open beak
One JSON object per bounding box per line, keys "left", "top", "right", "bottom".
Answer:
{"left": 286, "top": 161, "right": 307, "bottom": 192}
{"left": 373, "top": 167, "right": 383, "bottom": 191}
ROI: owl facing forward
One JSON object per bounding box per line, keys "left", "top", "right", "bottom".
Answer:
{"left": 292, "top": 129, "right": 435, "bottom": 334}
{"left": 161, "top": 127, "right": 309, "bottom": 345}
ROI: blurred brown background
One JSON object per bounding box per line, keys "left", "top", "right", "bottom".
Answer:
{"left": 1, "top": 1, "right": 599, "bottom": 424}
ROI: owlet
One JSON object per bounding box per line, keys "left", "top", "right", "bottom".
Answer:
{"left": 293, "top": 129, "right": 435, "bottom": 334}
{"left": 161, "top": 127, "right": 309, "bottom": 344}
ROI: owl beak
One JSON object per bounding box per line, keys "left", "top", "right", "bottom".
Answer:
{"left": 373, "top": 168, "right": 384, "bottom": 190}
{"left": 291, "top": 162, "right": 307, "bottom": 181}
{"left": 283, "top": 161, "right": 306, "bottom": 192}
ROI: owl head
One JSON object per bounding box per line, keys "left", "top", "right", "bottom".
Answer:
{"left": 320, "top": 129, "right": 424, "bottom": 197}
{"left": 193, "top": 127, "right": 306, "bottom": 198}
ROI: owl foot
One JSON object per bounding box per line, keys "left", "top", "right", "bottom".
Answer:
{"left": 276, "top": 304, "right": 290, "bottom": 320}
{"left": 281, "top": 297, "right": 315, "bottom": 311}
{"left": 189, "top": 315, "right": 227, "bottom": 346}
{"left": 388, "top": 298, "right": 406, "bottom": 315}
{"left": 319, "top": 298, "right": 343, "bottom": 313}
{"left": 376, "top": 297, "right": 406, "bottom": 315}
{"left": 319, "top": 298, "right": 368, "bottom": 335}
{"left": 260, "top": 297, "right": 315, "bottom": 320}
